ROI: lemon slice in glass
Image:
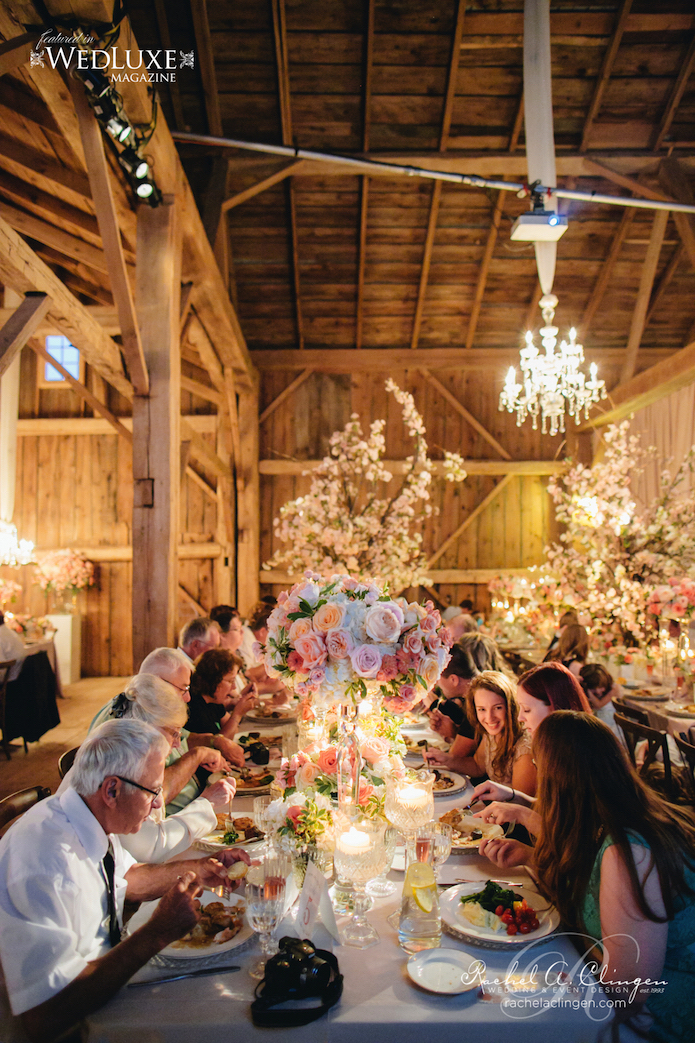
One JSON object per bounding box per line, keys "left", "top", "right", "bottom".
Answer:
{"left": 413, "top": 885, "right": 434, "bottom": 912}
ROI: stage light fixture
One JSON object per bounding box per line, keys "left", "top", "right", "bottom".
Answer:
{"left": 118, "top": 146, "right": 149, "bottom": 179}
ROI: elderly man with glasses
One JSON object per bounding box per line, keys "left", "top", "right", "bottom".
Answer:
{"left": 0, "top": 719, "right": 249, "bottom": 1043}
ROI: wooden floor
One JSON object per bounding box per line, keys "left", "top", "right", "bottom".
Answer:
{"left": 0, "top": 676, "right": 128, "bottom": 801}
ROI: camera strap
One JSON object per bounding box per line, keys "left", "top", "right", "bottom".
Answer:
{"left": 251, "top": 949, "right": 343, "bottom": 1027}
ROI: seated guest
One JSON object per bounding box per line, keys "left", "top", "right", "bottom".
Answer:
{"left": 178, "top": 617, "right": 220, "bottom": 665}
{"left": 187, "top": 648, "right": 257, "bottom": 742}
{"left": 429, "top": 671, "right": 536, "bottom": 795}
{"left": 0, "top": 610, "right": 26, "bottom": 680}
{"left": 546, "top": 622, "right": 589, "bottom": 676}
{"left": 580, "top": 661, "right": 621, "bottom": 735}
{"left": 81, "top": 674, "right": 235, "bottom": 862}
{"left": 210, "top": 605, "right": 256, "bottom": 697}
{"left": 241, "top": 601, "right": 290, "bottom": 701}
{"left": 446, "top": 613, "right": 479, "bottom": 643}
{"left": 0, "top": 719, "right": 249, "bottom": 1043}
{"left": 542, "top": 608, "right": 578, "bottom": 661}
{"left": 481, "top": 711, "right": 695, "bottom": 1042}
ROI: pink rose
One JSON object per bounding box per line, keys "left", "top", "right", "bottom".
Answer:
{"left": 382, "top": 695, "right": 410, "bottom": 715}
{"left": 361, "top": 736, "right": 390, "bottom": 764}
{"left": 420, "top": 613, "right": 437, "bottom": 634}
{"left": 313, "top": 602, "right": 346, "bottom": 632}
{"left": 403, "top": 629, "right": 424, "bottom": 656}
{"left": 317, "top": 745, "right": 339, "bottom": 775}
{"left": 671, "top": 596, "right": 689, "bottom": 617}
{"left": 396, "top": 647, "right": 419, "bottom": 672}
{"left": 287, "top": 650, "right": 305, "bottom": 672}
{"left": 376, "top": 654, "right": 399, "bottom": 683}
{"left": 277, "top": 590, "right": 288, "bottom": 605}
{"left": 326, "top": 628, "right": 354, "bottom": 659}
{"left": 309, "top": 666, "right": 326, "bottom": 686}
{"left": 425, "top": 631, "right": 441, "bottom": 652}
{"left": 286, "top": 805, "right": 304, "bottom": 830}
{"left": 398, "top": 683, "right": 418, "bottom": 708}
{"left": 358, "top": 779, "right": 375, "bottom": 804}
{"left": 294, "top": 631, "right": 327, "bottom": 670}
{"left": 276, "top": 765, "right": 295, "bottom": 789}
{"left": 289, "top": 617, "right": 314, "bottom": 642}
{"left": 350, "top": 643, "right": 382, "bottom": 678}
{"left": 365, "top": 604, "right": 402, "bottom": 643}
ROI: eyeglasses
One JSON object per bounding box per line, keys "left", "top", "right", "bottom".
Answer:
{"left": 114, "top": 775, "right": 163, "bottom": 801}
{"left": 170, "top": 682, "right": 191, "bottom": 694}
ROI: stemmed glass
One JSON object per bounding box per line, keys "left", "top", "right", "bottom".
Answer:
{"left": 245, "top": 855, "right": 290, "bottom": 980}
{"left": 366, "top": 827, "right": 399, "bottom": 898}
{"left": 253, "top": 795, "right": 274, "bottom": 853}
{"left": 432, "top": 822, "right": 453, "bottom": 880}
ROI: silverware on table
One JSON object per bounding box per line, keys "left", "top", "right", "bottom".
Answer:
{"left": 128, "top": 965, "right": 241, "bottom": 987}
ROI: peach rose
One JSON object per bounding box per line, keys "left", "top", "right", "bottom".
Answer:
{"left": 361, "top": 736, "right": 390, "bottom": 764}
{"left": 317, "top": 745, "right": 339, "bottom": 775}
{"left": 365, "top": 604, "right": 402, "bottom": 643}
{"left": 296, "top": 761, "right": 320, "bottom": 788}
{"left": 358, "top": 779, "right": 375, "bottom": 804}
{"left": 326, "top": 628, "right": 354, "bottom": 659}
{"left": 420, "top": 653, "right": 442, "bottom": 689}
{"left": 313, "top": 601, "right": 346, "bottom": 632}
{"left": 294, "top": 631, "right": 327, "bottom": 670}
{"left": 286, "top": 805, "right": 304, "bottom": 829}
{"left": 289, "top": 617, "right": 314, "bottom": 643}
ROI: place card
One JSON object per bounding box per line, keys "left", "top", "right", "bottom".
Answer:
{"left": 295, "top": 859, "right": 340, "bottom": 942}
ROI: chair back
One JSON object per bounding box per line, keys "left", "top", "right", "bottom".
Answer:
{"left": 0, "top": 659, "right": 17, "bottom": 760}
{"left": 0, "top": 786, "right": 51, "bottom": 830}
{"left": 58, "top": 746, "right": 80, "bottom": 779}
{"left": 613, "top": 711, "right": 675, "bottom": 799}
{"left": 611, "top": 696, "right": 649, "bottom": 725}
{"left": 675, "top": 732, "right": 695, "bottom": 799}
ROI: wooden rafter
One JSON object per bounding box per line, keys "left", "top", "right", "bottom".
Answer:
{"left": 582, "top": 160, "right": 671, "bottom": 203}
{"left": 221, "top": 162, "right": 305, "bottom": 212}
{"left": 180, "top": 374, "right": 222, "bottom": 406}
{"left": 70, "top": 81, "right": 149, "bottom": 396}
{"left": 190, "top": 0, "right": 223, "bottom": 136}
{"left": 286, "top": 179, "right": 304, "bottom": 350}
{"left": 0, "top": 169, "right": 104, "bottom": 248}
{"left": 153, "top": 0, "right": 185, "bottom": 131}
{"left": 180, "top": 417, "right": 232, "bottom": 480}
{"left": 620, "top": 208, "right": 669, "bottom": 384}
{"left": 658, "top": 158, "right": 695, "bottom": 270}
{"left": 509, "top": 93, "right": 524, "bottom": 152}
{"left": 260, "top": 459, "right": 562, "bottom": 477}
{"left": 579, "top": 0, "right": 632, "bottom": 153}
{"left": 183, "top": 309, "right": 224, "bottom": 389}
{"left": 29, "top": 336, "right": 132, "bottom": 443}
{"left": 271, "top": 0, "right": 292, "bottom": 146}
{"left": 0, "top": 200, "right": 110, "bottom": 275}
{"left": 580, "top": 207, "right": 633, "bottom": 337}
{"left": 652, "top": 33, "right": 695, "bottom": 151}
{"left": 466, "top": 188, "right": 506, "bottom": 349}
{"left": 0, "top": 31, "right": 37, "bottom": 76}
{"left": 0, "top": 138, "right": 90, "bottom": 201}
{"left": 356, "top": 176, "right": 369, "bottom": 349}
{"left": 410, "top": 182, "right": 442, "bottom": 349}
{"left": 440, "top": 0, "right": 467, "bottom": 151}
{"left": 426, "top": 474, "right": 515, "bottom": 569}
{"left": 260, "top": 369, "right": 313, "bottom": 424}
{"left": 419, "top": 368, "right": 512, "bottom": 460}
{"left": 0, "top": 292, "right": 50, "bottom": 377}
{"left": 186, "top": 464, "right": 217, "bottom": 502}
{"left": 362, "top": 0, "right": 375, "bottom": 152}
{"left": 646, "top": 241, "right": 684, "bottom": 326}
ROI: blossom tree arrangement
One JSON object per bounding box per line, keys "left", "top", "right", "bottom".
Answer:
{"left": 264, "top": 380, "right": 467, "bottom": 591}
{"left": 546, "top": 421, "right": 695, "bottom": 644}
{"left": 33, "top": 549, "right": 95, "bottom": 598}
{"left": 0, "top": 576, "right": 21, "bottom": 609}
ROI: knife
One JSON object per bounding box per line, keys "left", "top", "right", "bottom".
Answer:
{"left": 128, "top": 965, "right": 241, "bottom": 987}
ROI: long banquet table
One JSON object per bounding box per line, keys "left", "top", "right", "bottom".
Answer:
{"left": 88, "top": 739, "right": 606, "bottom": 1043}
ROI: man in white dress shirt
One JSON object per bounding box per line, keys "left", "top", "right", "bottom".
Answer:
{"left": 177, "top": 617, "right": 220, "bottom": 665}
{"left": 0, "top": 719, "right": 246, "bottom": 1043}
{"left": 0, "top": 610, "right": 26, "bottom": 681}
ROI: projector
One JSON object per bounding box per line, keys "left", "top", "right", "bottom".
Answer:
{"left": 510, "top": 211, "right": 568, "bottom": 242}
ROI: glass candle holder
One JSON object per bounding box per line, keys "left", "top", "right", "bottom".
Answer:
{"left": 334, "top": 818, "right": 387, "bottom": 948}
{"left": 385, "top": 771, "right": 435, "bottom": 839}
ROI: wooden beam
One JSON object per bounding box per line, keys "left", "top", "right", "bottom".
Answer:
{"left": 509, "top": 93, "right": 524, "bottom": 152}
{"left": 191, "top": 0, "right": 223, "bottom": 137}
{"left": 178, "top": 583, "right": 206, "bottom": 616}
{"left": 16, "top": 415, "right": 215, "bottom": 436}
{"left": 581, "top": 159, "right": 672, "bottom": 203}
{"left": 410, "top": 182, "right": 442, "bottom": 349}
{"left": 0, "top": 212, "right": 131, "bottom": 397}
{"left": 0, "top": 293, "right": 50, "bottom": 377}
{"left": 0, "top": 31, "right": 37, "bottom": 75}
{"left": 180, "top": 417, "right": 232, "bottom": 479}
{"left": 0, "top": 138, "right": 90, "bottom": 201}
{"left": 620, "top": 208, "right": 669, "bottom": 383}
{"left": 132, "top": 195, "right": 182, "bottom": 666}
{"left": 237, "top": 379, "right": 260, "bottom": 613}
{"left": 426, "top": 474, "right": 515, "bottom": 569}
{"left": 33, "top": 543, "right": 222, "bottom": 562}
{"left": 259, "top": 369, "right": 313, "bottom": 424}
{"left": 250, "top": 347, "right": 673, "bottom": 372}
{"left": 271, "top": 0, "right": 292, "bottom": 146}
{"left": 580, "top": 207, "right": 634, "bottom": 337}
{"left": 180, "top": 374, "right": 222, "bottom": 406}
{"left": 0, "top": 168, "right": 104, "bottom": 248}
{"left": 222, "top": 366, "right": 242, "bottom": 466}
{"left": 581, "top": 337, "right": 695, "bottom": 429}
{"left": 355, "top": 175, "right": 369, "bottom": 348}
{"left": 579, "top": 0, "right": 632, "bottom": 153}
{"left": 179, "top": 282, "right": 194, "bottom": 332}
{"left": 222, "top": 162, "right": 305, "bottom": 212}
{"left": 29, "top": 337, "right": 132, "bottom": 443}
{"left": 361, "top": 0, "right": 375, "bottom": 151}
{"left": 0, "top": 200, "right": 110, "bottom": 274}
{"left": 419, "top": 368, "right": 513, "bottom": 460}
{"left": 70, "top": 81, "right": 149, "bottom": 396}
{"left": 287, "top": 179, "right": 304, "bottom": 350}
{"left": 153, "top": 0, "right": 185, "bottom": 131}
{"left": 440, "top": 0, "right": 467, "bottom": 151}
{"left": 184, "top": 310, "right": 224, "bottom": 389}
{"left": 259, "top": 459, "right": 564, "bottom": 477}
{"left": 646, "top": 241, "right": 684, "bottom": 326}
{"left": 652, "top": 33, "right": 695, "bottom": 151}
{"left": 466, "top": 188, "right": 505, "bottom": 349}
{"left": 261, "top": 566, "right": 543, "bottom": 586}
{"left": 658, "top": 158, "right": 695, "bottom": 269}
{"left": 186, "top": 464, "right": 217, "bottom": 503}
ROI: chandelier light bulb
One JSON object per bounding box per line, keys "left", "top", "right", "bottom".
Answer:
{"left": 0, "top": 520, "right": 34, "bottom": 567}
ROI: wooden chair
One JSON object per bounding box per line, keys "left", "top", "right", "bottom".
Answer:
{"left": 674, "top": 732, "right": 695, "bottom": 801}
{"left": 612, "top": 696, "right": 649, "bottom": 725}
{"left": 0, "top": 659, "right": 17, "bottom": 761}
{"left": 58, "top": 746, "right": 80, "bottom": 779}
{"left": 613, "top": 711, "right": 675, "bottom": 800}
{"left": 0, "top": 786, "right": 51, "bottom": 831}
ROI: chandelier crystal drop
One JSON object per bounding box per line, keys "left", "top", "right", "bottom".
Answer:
{"left": 0, "top": 520, "right": 34, "bottom": 567}
{"left": 498, "top": 293, "right": 607, "bottom": 436}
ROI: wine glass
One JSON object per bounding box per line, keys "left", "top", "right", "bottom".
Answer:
{"left": 366, "top": 826, "right": 399, "bottom": 897}
{"left": 253, "top": 795, "right": 274, "bottom": 853}
{"left": 433, "top": 822, "right": 453, "bottom": 880}
{"left": 245, "top": 855, "right": 290, "bottom": 980}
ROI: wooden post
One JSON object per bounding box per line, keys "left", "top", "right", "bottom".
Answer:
{"left": 236, "top": 378, "right": 260, "bottom": 614}
{"left": 132, "top": 197, "right": 182, "bottom": 668}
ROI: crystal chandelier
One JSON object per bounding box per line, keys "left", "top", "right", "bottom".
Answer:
{"left": 0, "top": 520, "right": 34, "bottom": 567}
{"left": 499, "top": 293, "right": 606, "bottom": 436}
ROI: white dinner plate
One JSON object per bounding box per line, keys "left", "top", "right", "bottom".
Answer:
{"left": 128, "top": 890, "right": 252, "bottom": 960}
{"left": 663, "top": 701, "right": 695, "bottom": 718}
{"left": 627, "top": 688, "right": 671, "bottom": 702}
{"left": 243, "top": 708, "right": 297, "bottom": 724}
{"left": 432, "top": 770, "right": 469, "bottom": 797}
{"left": 194, "top": 812, "right": 265, "bottom": 853}
{"left": 439, "top": 812, "right": 505, "bottom": 851}
{"left": 440, "top": 881, "right": 559, "bottom": 948}
{"left": 406, "top": 948, "right": 482, "bottom": 994}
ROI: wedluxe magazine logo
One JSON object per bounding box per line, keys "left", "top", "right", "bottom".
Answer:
{"left": 29, "top": 29, "right": 195, "bottom": 83}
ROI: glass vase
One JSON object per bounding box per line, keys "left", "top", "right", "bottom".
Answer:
{"left": 336, "top": 702, "right": 362, "bottom": 811}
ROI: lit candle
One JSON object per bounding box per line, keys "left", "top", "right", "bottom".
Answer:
{"left": 338, "top": 827, "right": 371, "bottom": 854}
{"left": 399, "top": 785, "right": 429, "bottom": 810}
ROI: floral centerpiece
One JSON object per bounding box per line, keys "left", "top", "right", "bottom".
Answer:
{"left": 647, "top": 577, "right": 695, "bottom": 622}
{"left": 3, "top": 614, "right": 55, "bottom": 640}
{"left": 33, "top": 549, "right": 95, "bottom": 602}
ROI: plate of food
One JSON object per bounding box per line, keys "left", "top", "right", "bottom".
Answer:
{"left": 626, "top": 687, "right": 671, "bottom": 701}
{"left": 128, "top": 889, "right": 252, "bottom": 960}
{"left": 229, "top": 766, "right": 275, "bottom": 794}
{"left": 402, "top": 735, "right": 447, "bottom": 764}
{"left": 406, "top": 948, "right": 482, "bottom": 995}
{"left": 195, "top": 813, "right": 265, "bottom": 853}
{"left": 431, "top": 769, "right": 469, "bottom": 797}
{"left": 243, "top": 706, "right": 297, "bottom": 724}
{"left": 400, "top": 712, "right": 429, "bottom": 731}
{"left": 440, "top": 879, "right": 559, "bottom": 948}
{"left": 439, "top": 808, "right": 506, "bottom": 851}
{"left": 663, "top": 701, "right": 695, "bottom": 718}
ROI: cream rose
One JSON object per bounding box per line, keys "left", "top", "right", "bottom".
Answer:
{"left": 420, "top": 653, "right": 442, "bottom": 689}
{"left": 289, "top": 617, "right": 314, "bottom": 642}
{"left": 361, "top": 736, "right": 391, "bottom": 764}
{"left": 364, "top": 604, "right": 402, "bottom": 643}
{"left": 313, "top": 601, "right": 346, "bottom": 632}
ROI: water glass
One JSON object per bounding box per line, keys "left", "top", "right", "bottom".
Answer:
{"left": 366, "top": 827, "right": 399, "bottom": 897}
{"left": 245, "top": 855, "right": 290, "bottom": 980}
{"left": 433, "top": 822, "right": 453, "bottom": 879}
{"left": 253, "top": 795, "right": 274, "bottom": 852}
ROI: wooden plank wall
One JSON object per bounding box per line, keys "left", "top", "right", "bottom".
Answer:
{"left": 258, "top": 369, "right": 562, "bottom": 615}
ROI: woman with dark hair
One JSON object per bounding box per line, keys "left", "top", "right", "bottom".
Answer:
{"left": 429, "top": 671, "right": 536, "bottom": 795}
{"left": 547, "top": 622, "right": 590, "bottom": 675}
{"left": 579, "top": 662, "right": 621, "bottom": 734}
{"left": 481, "top": 711, "right": 695, "bottom": 1041}
{"left": 187, "top": 648, "right": 256, "bottom": 741}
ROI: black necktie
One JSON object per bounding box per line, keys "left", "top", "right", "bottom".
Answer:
{"left": 102, "top": 843, "right": 121, "bottom": 947}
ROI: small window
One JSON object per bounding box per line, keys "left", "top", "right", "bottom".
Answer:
{"left": 39, "top": 335, "right": 83, "bottom": 388}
